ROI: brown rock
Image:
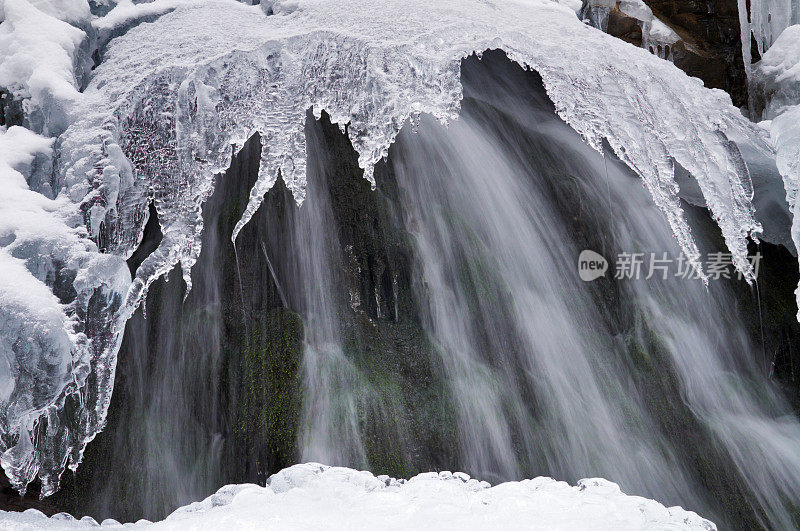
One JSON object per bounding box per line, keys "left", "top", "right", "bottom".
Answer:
{"left": 643, "top": 0, "right": 748, "bottom": 107}
{"left": 602, "top": 0, "right": 747, "bottom": 107}
{"left": 608, "top": 9, "right": 644, "bottom": 46}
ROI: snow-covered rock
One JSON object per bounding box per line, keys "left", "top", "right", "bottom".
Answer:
{"left": 91, "top": 0, "right": 183, "bottom": 53}
{"left": 0, "top": 125, "right": 129, "bottom": 496}
{"left": 0, "top": 0, "right": 92, "bottom": 135}
{"left": 0, "top": 463, "right": 717, "bottom": 529}
{"left": 737, "top": 0, "right": 799, "bottom": 90}
{"left": 25, "top": 1, "right": 91, "bottom": 27}
{"left": 753, "top": 25, "right": 800, "bottom": 316}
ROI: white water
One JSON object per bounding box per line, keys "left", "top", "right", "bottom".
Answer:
{"left": 293, "top": 126, "right": 368, "bottom": 467}
{"left": 341, "top": 56, "right": 800, "bottom": 527}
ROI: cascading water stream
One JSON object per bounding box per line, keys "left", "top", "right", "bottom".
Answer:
{"left": 376, "top": 53, "right": 800, "bottom": 527}
{"left": 389, "top": 74, "right": 697, "bottom": 498}
{"left": 290, "top": 133, "right": 368, "bottom": 469}
{"left": 38, "top": 52, "right": 800, "bottom": 529}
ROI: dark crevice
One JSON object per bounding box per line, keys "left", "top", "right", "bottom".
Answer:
{"left": 126, "top": 201, "right": 163, "bottom": 277}
{"left": 0, "top": 90, "right": 25, "bottom": 128}
{"left": 750, "top": 32, "right": 762, "bottom": 63}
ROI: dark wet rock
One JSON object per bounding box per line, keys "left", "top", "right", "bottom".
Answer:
{"left": 297, "top": 110, "right": 459, "bottom": 478}
{"left": 649, "top": 0, "right": 747, "bottom": 108}
{"left": 0, "top": 90, "right": 25, "bottom": 128}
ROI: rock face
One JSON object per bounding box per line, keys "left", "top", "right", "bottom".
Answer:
{"left": 650, "top": 0, "right": 747, "bottom": 106}
{"left": 604, "top": 0, "right": 749, "bottom": 108}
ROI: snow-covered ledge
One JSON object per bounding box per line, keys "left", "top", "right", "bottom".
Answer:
{"left": 0, "top": 463, "right": 716, "bottom": 530}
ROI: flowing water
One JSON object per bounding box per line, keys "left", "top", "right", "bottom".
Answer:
{"left": 49, "top": 52, "right": 800, "bottom": 528}
{"left": 297, "top": 53, "right": 800, "bottom": 527}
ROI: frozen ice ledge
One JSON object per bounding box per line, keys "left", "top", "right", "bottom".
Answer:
{"left": 0, "top": 0, "right": 777, "bottom": 497}
{"left": 0, "top": 463, "right": 717, "bottom": 529}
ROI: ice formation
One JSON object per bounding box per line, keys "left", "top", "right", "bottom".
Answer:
{"left": 0, "top": 0, "right": 776, "bottom": 496}
{"left": 0, "top": 0, "right": 92, "bottom": 136}
{"left": 0, "top": 123, "right": 129, "bottom": 497}
{"left": 78, "top": 0, "right": 771, "bottom": 304}
{"left": 738, "top": 0, "right": 799, "bottom": 98}
{"left": 751, "top": 24, "right": 800, "bottom": 316}
{"left": 741, "top": 0, "right": 799, "bottom": 58}
{"left": 0, "top": 0, "right": 130, "bottom": 497}
{"left": 0, "top": 463, "right": 716, "bottom": 529}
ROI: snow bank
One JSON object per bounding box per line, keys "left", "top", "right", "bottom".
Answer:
{"left": 0, "top": 0, "right": 91, "bottom": 135}
{"left": 93, "top": 0, "right": 180, "bottom": 30}
{"left": 754, "top": 24, "right": 800, "bottom": 118}
{"left": 26, "top": 1, "right": 91, "bottom": 26}
{"left": 91, "top": 0, "right": 184, "bottom": 52}
{"left": 737, "top": 0, "right": 799, "bottom": 89}
{"left": 0, "top": 463, "right": 716, "bottom": 530}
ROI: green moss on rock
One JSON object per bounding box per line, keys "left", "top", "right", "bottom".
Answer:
{"left": 227, "top": 308, "right": 304, "bottom": 482}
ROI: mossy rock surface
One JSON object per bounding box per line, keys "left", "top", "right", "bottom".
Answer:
{"left": 226, "top": 308, "right": 304, "bottom": 484}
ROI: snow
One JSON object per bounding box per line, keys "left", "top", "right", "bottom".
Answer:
{"left": 753, "top": 25, "right": 800, "bottom": 316}
{"left": 0, "top": 0, "right": 90, "bottom": 136}
{"left": 647, "top": 19, "right": 679, "bottom": 45}
{"left": 91, "top": 0, "right": 183, "bottom": 51}
{"left": 554, "top": 0, "right": 582, "bottom": 15}
{"left": 0, "top": 125, "right": 129, "bottom": 496}
{"left": 0, "top": 463, "right": 717, "bottom": 530}
{"left": 754, "top": 24, "right": 800, "bottom": 118}
{"left": 26, "top": 1, "right": 91, "bottom": 26}
{"left": 0, "top": 0, "right": 779, "bottom": 495}
{"left": 93, "top": 0, "right": 180, "bottom": 29}
{"left": 617, "top": 0, "right": 652, "bottom": 21}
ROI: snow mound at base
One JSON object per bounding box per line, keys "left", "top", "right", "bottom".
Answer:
{"left": 0, "top": 463, "right": 716, "bottom": 530}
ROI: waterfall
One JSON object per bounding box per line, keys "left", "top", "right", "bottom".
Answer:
{"left": 292, "top": 120, "right": 368, "bottom": 468}
{"left": 377, "top": 52, "right": 800, "bottom": 528}
{"left": 44, "top": 52, "right": 800, "bottom": 529}
{"left": 283, "top": 51, "right": 800, "bottom": 527}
